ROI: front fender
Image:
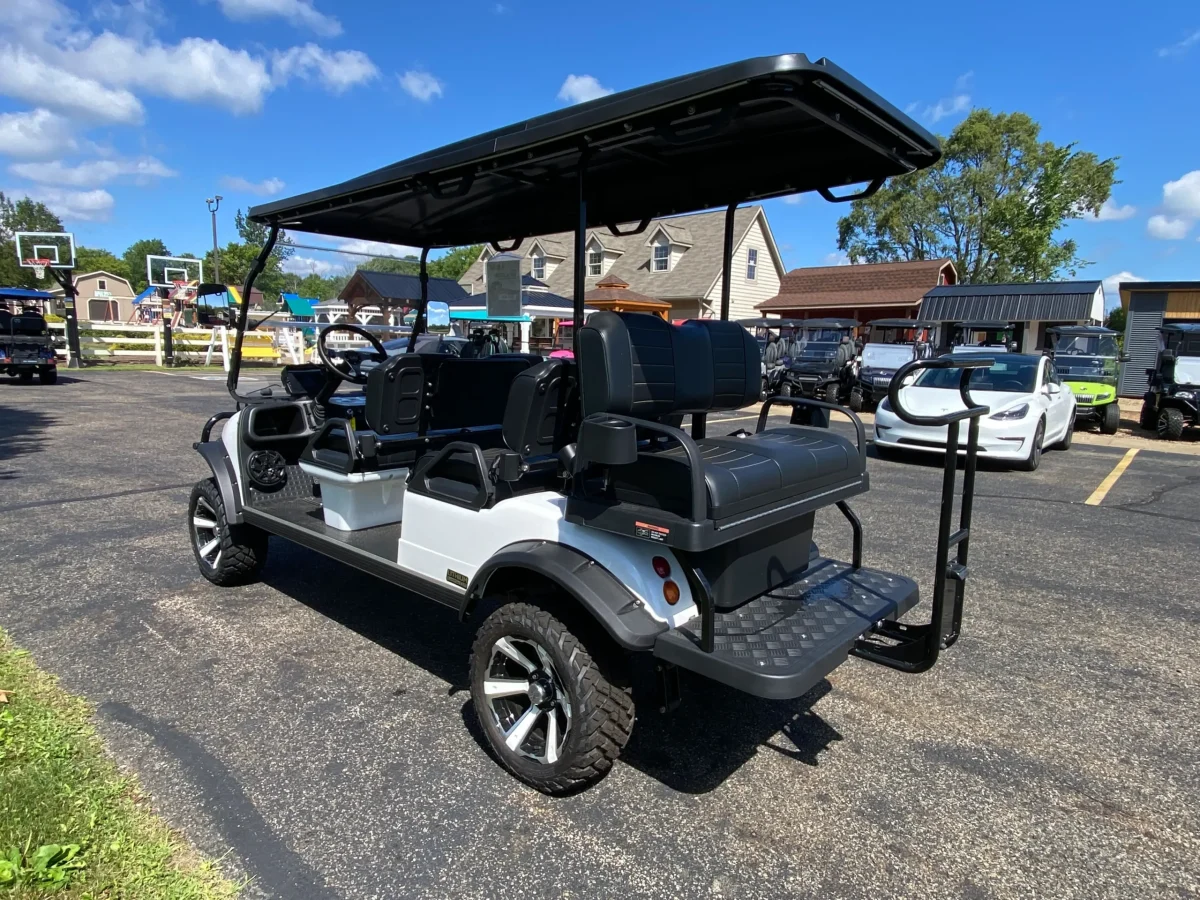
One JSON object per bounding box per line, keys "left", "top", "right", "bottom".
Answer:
{"left": 464, "top": 541, "right": 668, "bottom": 651}
{"left": 194, "top": 442, "right": 243, "bottom": 524}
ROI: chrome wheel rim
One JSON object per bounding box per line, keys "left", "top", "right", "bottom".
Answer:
{"left": 192, "top": 495, "right": 222, "bottom": 570}
{"left": 484, "top": 636, "right": 572, "bottom": 765}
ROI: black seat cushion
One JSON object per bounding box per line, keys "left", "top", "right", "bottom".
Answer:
{"left": 429, "top": 355, "right": 541, "bottom": 431}
{"left": 609, "top": 428, "right": 863, "bottom": 521}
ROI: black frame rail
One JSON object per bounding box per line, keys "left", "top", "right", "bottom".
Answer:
{"left": 851, "top": 355, "right": 992, "bottom": 673}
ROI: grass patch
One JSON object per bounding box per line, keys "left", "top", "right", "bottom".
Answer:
{"left": 0, "top": 630, "right": 240, "bottom": 898}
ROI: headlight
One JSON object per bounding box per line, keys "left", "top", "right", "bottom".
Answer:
{"left": 1176, "top": 390, "right": 1196, "bottom": 401}
{"left": 990, "top": 403, "right": 1029, "bottom": 421}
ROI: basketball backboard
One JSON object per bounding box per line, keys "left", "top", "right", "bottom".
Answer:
{"left": 147, "top": 255, "right": 204, "bottom": 289}
{"left": 14, "top": 232, "right": 76, "bottom": 278}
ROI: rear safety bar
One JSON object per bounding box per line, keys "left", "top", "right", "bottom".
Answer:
{"left": 852, "top": 355, "right": 992, "bottom": 673}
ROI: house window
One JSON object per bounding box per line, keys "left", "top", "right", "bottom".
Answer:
{"left": 532, "top": 254, "right": 546, "bottom": 280}
{"left": 938, "top": 273, "right": 946, "bottom": 285}
{"left": 746, "top": 248, "right": 758, "bottom": 281}
{"left": 652, "top": 241, "right": 669, "bottom": 273}
{"left": 97, "top": 279, "right": 107, "bottom": 291}
{"left": 588, "top": 249, "right": 603, "bottom": 276}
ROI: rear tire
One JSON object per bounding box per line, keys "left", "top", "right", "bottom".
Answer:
{"left": 1100, "top": 402, "right": 1120, "bottom": 435}
{"left": 188, "top": 477, "right": 268, "bottom": 586}
{"left": 1055, "top": 413, "right": 1074, "bottom": 449}
{"left": 1139, "top": 401, "right": 1157, "bottom": 431}
{"left": 38, "top": 368, "right": 57, "bottom": 385}
{"left": 469, "top": 600, "right": 634, "bottom": 795}
{"left": 17, "top": 370, "right": 33, "bottom": 384}
{"left": 1158, "top": 407, "right": 1185, "bottom": 441}
{"left": 760, "top": 376, "right": 769, "bottom": 401}
{"left": 1017, "top": 418, "right": 1045, "bottom": 471}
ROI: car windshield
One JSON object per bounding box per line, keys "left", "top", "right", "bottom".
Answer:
{"left": 1053, "top": 334, "right": 1119, "bottom": 357}
{"left": 914, "top": 356, "right": 1040, "bottom": 393}
{"left": 796, "top": 341, "right": 838, "bottom": 360}
{"left": 861, "top": 344, "right": 912, "bottom": 369}
{"left": 1176, "top": 357, "right": 1200, "bottom": 386}
{"left": 1054, "top": 357, "right": 1113, "bottom": 380}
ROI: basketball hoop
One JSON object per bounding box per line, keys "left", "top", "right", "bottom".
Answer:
{"left": 25, "top": 258, "right": 51, "bottom": 280}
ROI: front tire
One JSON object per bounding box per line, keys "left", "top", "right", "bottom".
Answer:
{"left": 188, "top": 478, "right": 268, "bottom": 586}
{"left": 38, "top": 368, "right": 57, "bottom": 385}
{"left": 1140, "top": 401, "right": 1157, "bottom": 431}
{"left": 1055, "top": 413, "right": 1074, "bottom": 449}
{"left": 1158, "top": 407, "right": 1185, "bottom": 441}
{"left": 1017, "top": 418, "right": 1045, "bottom": 471}
{"left": 823, "top": 383, "right": 841, "bottom": 404}
{"left": 848, "top": 388, "right": 864, "bottom": 412}
{"left": 778, "top": 380, "right": 793, "bottom": 398}
{"left": 469, "top": 600, "right": 634, "bottom": 795}
{"left": 1100, "top": 402, "right": 1120, "bottom": 435}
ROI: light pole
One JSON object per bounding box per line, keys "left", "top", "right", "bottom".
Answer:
{"left": 205, "top": 195, "right": 222, "bottom": 283}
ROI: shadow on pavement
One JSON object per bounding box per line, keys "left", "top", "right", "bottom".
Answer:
{"left": 262, "top": 540, "right": 843, "bottom": 794}
{"left": 0, "top": 399, "right": 54, "bottom": 471}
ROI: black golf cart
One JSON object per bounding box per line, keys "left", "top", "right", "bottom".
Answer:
{"left": 737, "top": 317, "right": 806, "bottom": 398}
{"left": 1140, "top": 323, "right": 1200, "bottom": 441}
{"left": 0, "top": 306, "right": 58, "bottom": 384}
{"left": 776, "top": 318, "right": 859, "bottom": 402}
{"left": 950, "top": 321, "right": 1017, "bottom": 353}
{"left": 188, "top": 54, "right": 992, "bottom": 794}
{"left": 849, "top": 318, "right": 936, "bottom": 411}
{"left": 1046, "top": 325, "right": 1124, "bottom": 435}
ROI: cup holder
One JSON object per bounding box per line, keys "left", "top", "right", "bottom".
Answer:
{"left": 578, "top": 415, "right": 637, "bottom": 466}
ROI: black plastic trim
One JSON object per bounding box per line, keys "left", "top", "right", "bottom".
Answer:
{"left": 194, "top": 441, "right": 243, "bottom": 524}
{"left": 463, "top": 540, "right": 668, "bottom": 650}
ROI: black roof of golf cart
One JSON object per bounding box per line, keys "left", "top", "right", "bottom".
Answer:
{"left": 955, "top": 321, "right": 1014, "bottom": 330}
{"left": 868, "top": 318, "right": 937, "bottom": 328}
{"left": 1046, "top": 325, "right": 1118, "bottom": 336}
{"left": 798, "top": 318, "right": 859, "bottom": 329}
{"left": 1160, "top": 323, "right": 1200, "bottom": 334}
{"left": 248, "top": 54, "right": 939, "bottom": 247}
{"left": 737, "top": 317, "right": 807, "bottom": 329}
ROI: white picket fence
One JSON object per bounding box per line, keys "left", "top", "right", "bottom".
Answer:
{"left": 46, "top": 322, "right": 307, "bottom": 369}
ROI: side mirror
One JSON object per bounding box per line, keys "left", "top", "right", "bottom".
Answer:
{"left": 1161, "top": 348, "right": 1176, "bottom": 363}
{"left": 426, "top": 301, "right": 451, "bottom": 335}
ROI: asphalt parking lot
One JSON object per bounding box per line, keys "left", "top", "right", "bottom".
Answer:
{"left": 2, "top": 370, "right": 1198, "bottom": 900}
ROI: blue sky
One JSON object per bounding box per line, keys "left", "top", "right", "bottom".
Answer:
{"left": 1, "top": 0, "right": 1197, "bottom": 308}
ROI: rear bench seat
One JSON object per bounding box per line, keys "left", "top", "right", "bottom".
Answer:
{"left": 566, "top": 312, "right": 868, "bottom": 551}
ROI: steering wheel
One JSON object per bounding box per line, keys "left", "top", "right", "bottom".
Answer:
{"left": 316, "top": 324, "right": 388, "bottom": 385}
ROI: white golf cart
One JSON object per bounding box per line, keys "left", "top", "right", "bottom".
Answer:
{"left": 189, "top": 54, "right": 993, "bottom": 794}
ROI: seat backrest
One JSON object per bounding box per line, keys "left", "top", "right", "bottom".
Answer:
{"left": 428, "top": 355, "right": 541, "bottom": 431}
{"left": 502, "top": 358, "right": 577, "bottom": 457}
{"left": 364, "top": 353, "right": 428, "bottom": 435}
{"left": 578, "top": 312, "right": 758, "bottom": 418}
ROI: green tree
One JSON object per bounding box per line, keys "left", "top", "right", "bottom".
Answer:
{"left": 360, "top": 255, "right": 420, "bottom": 275}
{"left": 1105, "top": 305, "right": 1126, "bottom": 335}
{"left": 74, "top": 247, "right": 133, "bottom": 284}
{"left": 0, "top": 193, "right": 64, "bottom": 289}
{"left": 429, "top": 245, "right": 483, "bottom": 281}
{"left": 121, "top": 239, "right": 170, "bottom": 293}
{"left": 837, "top": 110, "right": 1117, "bottom": 283}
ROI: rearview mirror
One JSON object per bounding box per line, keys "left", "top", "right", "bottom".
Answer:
{"left": 426, "top": 301, "right": 451, "bottom": 335}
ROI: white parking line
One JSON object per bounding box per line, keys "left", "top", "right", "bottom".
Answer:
{"left": 1085, "top": 448, "right": 1139, "bottom": 506}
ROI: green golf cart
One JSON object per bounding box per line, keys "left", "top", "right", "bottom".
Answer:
{"left": 1046, "top": 326, "right": 1123, "bottom": 435}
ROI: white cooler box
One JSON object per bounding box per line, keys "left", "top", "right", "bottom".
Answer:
{"left": 298, "top": 463, "right": 408, "bottom": 531}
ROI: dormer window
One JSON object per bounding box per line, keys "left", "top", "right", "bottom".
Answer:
{"left": 652, "top": 240, "right": 669, "bottom": 273}
{"left": 588, "top": 249, "right": 603, "bottom": 277}
{"left": 97, "top": 278, "right": 108, "bottom": 291}
{"left": 532, "top": 253, "right": 546, "bottom": 280}
{"left": 746, "top": 249, "right": 757, "bottom": 281}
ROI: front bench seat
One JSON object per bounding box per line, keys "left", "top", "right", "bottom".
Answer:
{"left": 573, "top": 312, "right": 866, "bottom": 525}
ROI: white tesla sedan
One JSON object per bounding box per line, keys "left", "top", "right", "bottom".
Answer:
{"left": 874, "top": 353, "right": 1076, "bottom": 471}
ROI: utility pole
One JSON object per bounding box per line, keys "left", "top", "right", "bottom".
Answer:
{"left": 206, "top": 195, "right": 222, "bottom": 283}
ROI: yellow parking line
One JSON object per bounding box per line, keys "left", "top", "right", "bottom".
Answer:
{"left": 1085, "top": 448, "right": 1139, "bottom": 506}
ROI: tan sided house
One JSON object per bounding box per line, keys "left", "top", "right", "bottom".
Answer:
{"left": 49, "top": 271, "right": 137, "bottom": 323}
{"left": 458, "top": 206, "right": 784, "bottom": 321}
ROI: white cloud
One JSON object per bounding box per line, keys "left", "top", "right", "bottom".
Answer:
{"left": 273, "top": 45, "right": 379, "bottom": 93}
{"left": 558, "top": 74, "right": 613, "bottom": 105}
{"left": 1147, "top": 214, "right": 1191, "bottom": 240}
{"left": 1102, "top": 271, "right": 1146, "bottom": 310}
{"left": 282, "top": 254, "right": 345, "bottom": 276}
{"left": 924, "top": 71, "right": 972, "bottom": 123}
{"left": 216, "top": 0, "right": 341, "bottom": 36}
{"left": 337, "top": 239, "right": 421, "bottom": 259}
{"left": 0, "top": 45, "right": 145, "bottom": 124}
{"left": 1158, "top": 29, "right": 1200, "bottom": 58}
{"left": 781, "top": 194, "right": 804, "bottom": 206}
{"left": 1091, "top": 197, "right": 1137, "bottom": 221}
{"left": 0, "top": 109, "right": 77, "bottom": 159}
{"left": 3, "top": 185, "right": 114, "bottom": 221}
{"left": 1161, "top": 169, "right": 1200, "bottom": 218}
{"left": 220, "top": 175, "right": 286, "bottom": 196}
{"left": 398, "top": 70, "right": 443, "bottom": 102}
{"left": 9, "top": 155, "right": 176, "bottom": 186}
{"left": 822, "top": 251, "right": 851, "bottom": 266}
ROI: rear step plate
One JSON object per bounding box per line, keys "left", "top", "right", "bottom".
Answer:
{"left": 654, "top": 559, "right": 918, "bottom": 699}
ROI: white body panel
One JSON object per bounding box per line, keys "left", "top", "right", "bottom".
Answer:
{"left": 397, "top": 490, "right": 697, "bottom": 627}
{"left": 874, "top": 358, "right": 1075, "bottom": 461}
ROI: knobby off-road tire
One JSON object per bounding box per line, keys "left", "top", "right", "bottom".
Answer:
{"left": 823, "top": 383, "right": 841, "bottom": 405}
{"left": 188, "top": 477, "right": 268, "bottom": 586}
{"left": 848, "top": 388, "right": 864, "bottom": 412}
{"left": 469, "top": 600, "right": 634, "bottom": 795}
{"left": 1158, "top": 407, "right": 1185, "bottom": 441}
{"left": 1017, "top": 418, "right": 1045, "bottom": 471}
{"left": 1100, "top": 402, "right": 1120, "bottom": 435}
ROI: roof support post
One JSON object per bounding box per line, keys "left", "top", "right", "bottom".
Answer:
{"left": 572, "top": 154, "right": 588, "bottom": 350}
{"left": 406, "top": 248, "right": 430, "bottom": 352}
{"left": 719, "top": 202, "right": 737, "bottom": 322}
{"left": 227, "top": 224, "right": 278, "bottom": 401}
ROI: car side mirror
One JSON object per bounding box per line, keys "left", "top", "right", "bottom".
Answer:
{"left": 1045, "top": 383, "right": 1059, "bottom": 395}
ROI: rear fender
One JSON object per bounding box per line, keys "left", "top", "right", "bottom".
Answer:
{"left": 463, "top": 541, "right": 669, "bottom": 651}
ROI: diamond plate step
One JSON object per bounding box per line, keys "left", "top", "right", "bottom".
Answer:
{"left": 654, "top": 558, "right": 919, "bottom": 699}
